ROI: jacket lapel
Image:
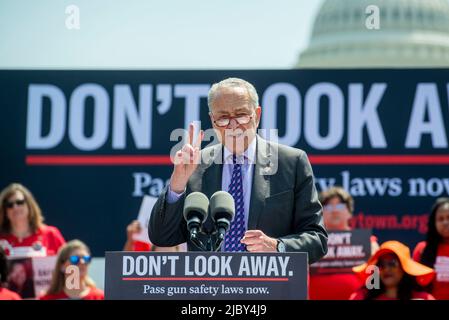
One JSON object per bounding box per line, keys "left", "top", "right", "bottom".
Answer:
{"left": 199, "top": 143, "right": 223, "bottom": 235}
{"left": 201, "top": 143, "right": 223, "bottom": 199}
{"left": 248, "top": 136, "right": 271, "bottom": 230}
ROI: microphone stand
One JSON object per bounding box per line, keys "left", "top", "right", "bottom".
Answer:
{"left": 189, "top": 230, "right": 209, "bottom": 251}
{"left": 189, "top": 229, "right": 225, "bottom": 252}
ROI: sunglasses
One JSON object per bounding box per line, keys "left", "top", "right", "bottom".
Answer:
{"left": 323, "top": 203, "right": 347, "bottom": 212}
{"left": 69, "top": 255, "right": 92, "bottom": 265}
{"left": 5, "top": 199, "right": 26, "bottom": 209}
{"left": 377, "top": 259, "right": 400, "bottom": 269}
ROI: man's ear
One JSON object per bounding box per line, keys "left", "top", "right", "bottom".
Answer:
{"left": 255, "top": 106, "right": 262, "bottom": 126}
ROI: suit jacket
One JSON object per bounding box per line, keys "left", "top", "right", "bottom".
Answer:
{"left": 149, "top": 135, "right": 328, "bottom": 264}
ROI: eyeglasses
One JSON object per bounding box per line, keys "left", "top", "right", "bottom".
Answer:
{"left": 323, "top": 203, "right": 347, "bottom": 212}
{"left": 69, "top": 255, "right": 92, "bottom": 265}
{"left": 377, "top": 259, "right": 400, "bottom": 269}
{"left": 211, "top": 113, "right": 254, "bottom": 127}
{"left": 5, "top": 199, "right": 26, "bottom": 209}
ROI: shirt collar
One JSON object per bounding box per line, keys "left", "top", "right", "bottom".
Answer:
{"left": 223, "top": 136, "right": 257, "bottom": 165}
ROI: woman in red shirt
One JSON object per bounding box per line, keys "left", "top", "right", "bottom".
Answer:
{"left": 413, "top": 197, "right": 449, "bottom": 299}
{"left": 0, "top": 247, "right": 21, "bottom": 300}
{"left": 350, "top": 241, "right": 435, "bottom": 300}
{"left": 40, "top": 239, "right": 104, "bottom": 300}
{"left": 309, "top": 187, "right": 379, "bottom": 300}
{"left": 0, "top": 183, "right": 65, "bottom": 257}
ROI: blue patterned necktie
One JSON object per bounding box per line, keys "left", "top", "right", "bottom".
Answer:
{"left": 224, "top": 155, "right": 246, "bottom": 252}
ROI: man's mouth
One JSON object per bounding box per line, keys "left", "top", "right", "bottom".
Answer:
{"left": 226, "top": 132, "right": 245, "bottom": 138}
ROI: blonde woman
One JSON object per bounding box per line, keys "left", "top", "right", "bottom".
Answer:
{"left": 0, "top": 183, "right": 65, "bottom": 257}
{"left": 40, "top": 240, "right": 104, "bottom": 300}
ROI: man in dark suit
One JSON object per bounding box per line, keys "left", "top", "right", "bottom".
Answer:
{"left": 149, "top": 78, "right": 327, "bottom": 264}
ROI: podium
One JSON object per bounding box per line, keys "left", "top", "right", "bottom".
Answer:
{"left": 105, "top": 252, "right": 308, "bottom": 300}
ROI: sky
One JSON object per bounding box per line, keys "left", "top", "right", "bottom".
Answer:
{"left": 0, "top": 0, "right": 323, "bottom": 69}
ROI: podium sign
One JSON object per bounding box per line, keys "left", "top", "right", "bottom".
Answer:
{"left": 105, "top": 252, "right": 308, "bottom": 300}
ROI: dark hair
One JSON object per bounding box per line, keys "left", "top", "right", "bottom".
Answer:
{"left": 0, "top": 246, "right": 8, "bottom": 285}
{"left": 420, "top": 197, "right": 449, "bottom": 268}
{"left": 365, "top": 272, "right": 418, "bottom": 300}
{"left": 364, "top": 253, "right": 421, "bottom": 300}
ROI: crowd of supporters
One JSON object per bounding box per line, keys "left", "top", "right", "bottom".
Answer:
{"left": 1, "top": 182, "right": 448, "bottom": 300}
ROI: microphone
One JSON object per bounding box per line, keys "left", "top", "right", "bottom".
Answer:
{"left": 210, "top": 191, "right": 235, "bottom": 250}
{"left": 183, "top": 192, "right": 209, "bottom": 242}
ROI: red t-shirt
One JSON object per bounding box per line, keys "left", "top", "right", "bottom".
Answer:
{"left": 349, "top": 288, "right": 435, "bottom": 300}
{"left": 309, "top": 236, "right": 377, "bottom": 300}
{"left": 309, "top": 273, "right": 363, "bottom": 300}
{"left": 40, "top": 287, "right": 104, "bottom": 300}
{"left": 132, "top": 240, "right": 152, "bottom": 251}
{"left": 0, "top": 287, "right": 22, "bottom": 300}
{"left": 413, "top": 241, "right": 449, "bottom": 300}
{"left": 0, "top": 225, "right": 65, "bottom": 256}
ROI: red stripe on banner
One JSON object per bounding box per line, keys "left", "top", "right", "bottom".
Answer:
{"left": 122, "top": 277, "right": 289, "bottom": 282}
{"left": 25, "top": 155, "right": 449, "bottom": 166}
{"left": 308, "top": 155, "right": 449, "bottom": 165}
{"left": 25, "top": 155, "right": 173, "bottom": 166}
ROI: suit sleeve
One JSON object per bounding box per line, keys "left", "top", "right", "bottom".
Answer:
{"left": 148, "top": 185, "right": 188, "bottom": 247}
{"left": 279, "top": 151, "right": 328, "bottom": 264}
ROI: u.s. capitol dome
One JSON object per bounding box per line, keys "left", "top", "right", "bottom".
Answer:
{"left": 297, "top": 0, "right": 449, "bottom": 67}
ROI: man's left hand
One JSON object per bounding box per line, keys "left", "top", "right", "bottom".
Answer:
{"left": 240, "top": 230, "right": 278, "bottom": 252}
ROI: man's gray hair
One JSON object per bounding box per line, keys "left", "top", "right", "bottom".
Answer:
{"left": 207, "top": 77, "right": 259, "bottom": 111}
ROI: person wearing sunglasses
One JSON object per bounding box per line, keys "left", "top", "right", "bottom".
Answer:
{"left": 150, "top": 77, "right": 327, "bottom": 263}
{"left": 309, "top": 186, "right": 379, "bottom": 300}
{"left": 0, "top": 183, "right": 66, "bottom": 257}
{"left": 40, "top": 239, "right": 103, "bottom": 300}
{"left": 413, "top": 198, "right": 449, "bottom": 299}
{"left": 350, "top": 241, "right": 435, "bottom": 300}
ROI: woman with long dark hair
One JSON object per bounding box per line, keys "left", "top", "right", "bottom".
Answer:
{"left": 413, "top": 197, "right": 449, "bottom": 299}
{"left": 350, "top": 241, "right": 435, "bottom": 300}
{"left": 0, "top": 247, "right": 21, "bottom": 300}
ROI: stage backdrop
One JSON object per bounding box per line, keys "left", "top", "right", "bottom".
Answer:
{"left": 1, "top": 69, "right": 448, "bottom": 256}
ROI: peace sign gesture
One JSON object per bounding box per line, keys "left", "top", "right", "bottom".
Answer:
{"left": 170, "top": 123, "right": 204, "bottom": 193}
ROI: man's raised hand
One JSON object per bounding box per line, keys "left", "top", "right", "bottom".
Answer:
{"left": 170, "top": 123, "right": 204, "bottom": 193}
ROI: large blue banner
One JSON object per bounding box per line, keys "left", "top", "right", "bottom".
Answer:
{"left": 1, "top": 69, "right": 448, "bottom": 255}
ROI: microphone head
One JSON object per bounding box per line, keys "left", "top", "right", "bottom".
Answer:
{"left": 210, "top": 191, "right": 235, "bottom": 222}
{"left": 183, "top": 192, "right": 209, "bottom": 223}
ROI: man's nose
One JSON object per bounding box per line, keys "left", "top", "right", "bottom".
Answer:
{"left": 227, "top": 118, "right": 239, "bottom": 129}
